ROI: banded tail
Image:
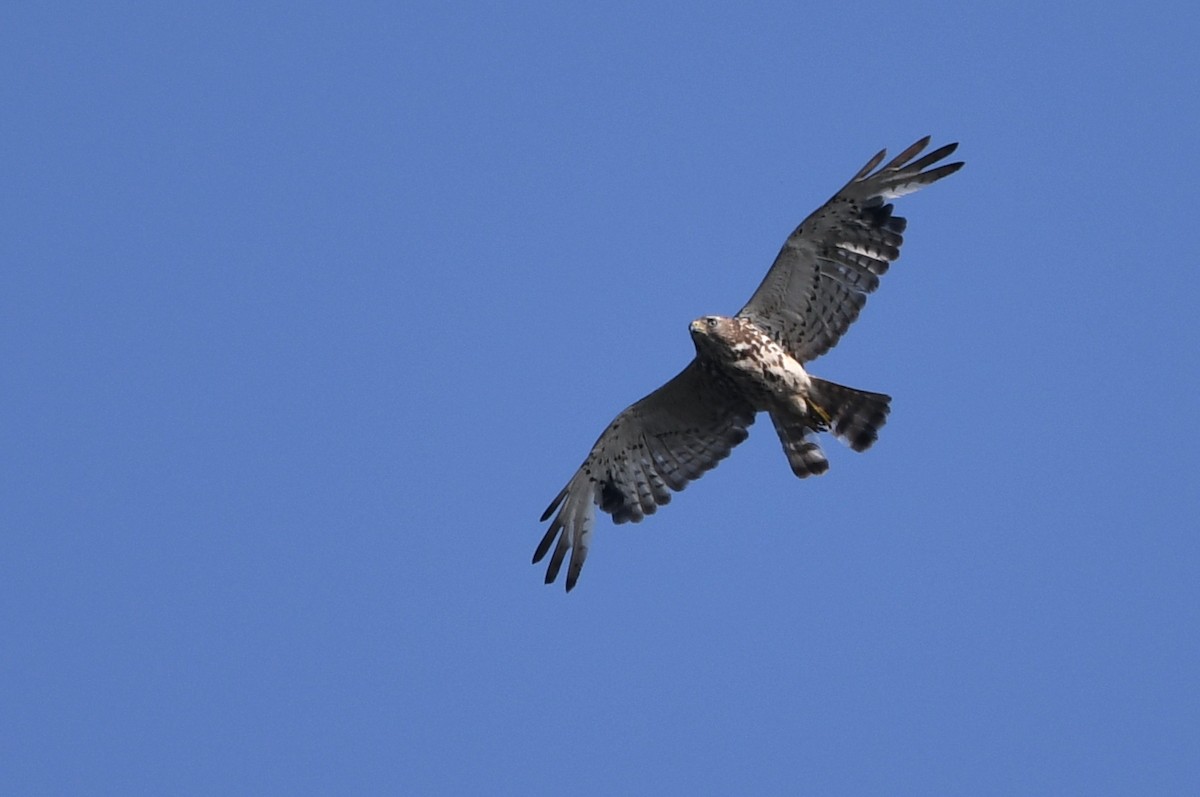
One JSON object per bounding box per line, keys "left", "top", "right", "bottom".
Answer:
{"left": 770, "top": 411, "right": 829, "bottom": 478}
{"left": 808, "top": 378, "right": 891, "bottom": 452}
{"left": 770, "top": 378, "right": 890, "bottom": 478}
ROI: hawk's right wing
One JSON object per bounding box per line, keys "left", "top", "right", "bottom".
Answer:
{"left": 534, "top": 360, "right": 756, "bottom": 591}
{"left": 738, "top": 137, "right": 962, "bottom": 363}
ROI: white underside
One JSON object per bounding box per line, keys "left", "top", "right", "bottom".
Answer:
{"left": 728, "top": 338, "right": 813, "bottom": 416}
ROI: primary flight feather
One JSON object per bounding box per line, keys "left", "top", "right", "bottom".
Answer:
{"left": 535, "top": 137, "right": 963, "bottom": 591}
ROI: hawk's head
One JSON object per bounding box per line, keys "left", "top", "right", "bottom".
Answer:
{"left": 689, "top": 315, "right": 756, "bottom": 362}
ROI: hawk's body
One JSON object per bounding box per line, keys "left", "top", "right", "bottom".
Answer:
{"left": 689, "top": 315, "right": 891, "bottom": 473}
{"left": 690, "top": 315, "right": 815, "bottom": 413}
{"left": 536, "top": 138, "right": 963, "bottom": 590}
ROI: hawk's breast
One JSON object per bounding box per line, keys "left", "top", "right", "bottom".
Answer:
{"left": 716, "top": 319, "right": 812, "bottom": 409}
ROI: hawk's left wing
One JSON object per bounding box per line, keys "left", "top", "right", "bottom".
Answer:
{"left": 738, "top": 137, "right": 962, "bottom": 363}
{"left": 534, "top": 360, "right": 755, "bottom": 591}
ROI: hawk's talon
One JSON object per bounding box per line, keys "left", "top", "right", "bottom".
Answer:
{"left": 811, "top": 403, "right": 833, "bottom": 427}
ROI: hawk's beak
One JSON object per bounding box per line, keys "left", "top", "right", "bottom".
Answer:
{"left": 689, "top": 320, "right": 701, "bottom": 334}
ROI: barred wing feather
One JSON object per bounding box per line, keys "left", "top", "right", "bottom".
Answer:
{"left": 534, "top": 361, "right": 755, "bottom": 590}
{"left": 738, "top": 137, "right": 962, "bottom": 363}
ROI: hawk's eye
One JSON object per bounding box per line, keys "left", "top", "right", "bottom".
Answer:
{"left": 706, "top": 318, "right": 717, "bottom": 329}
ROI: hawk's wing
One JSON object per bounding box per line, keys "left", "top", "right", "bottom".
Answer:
{"left": 738, "top": 137, "right": 963, "bottom": 363}
{"left": 534, "top": 360, "right": 755, "bottom": 591}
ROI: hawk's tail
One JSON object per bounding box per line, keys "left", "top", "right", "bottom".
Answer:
{"left": 769, "top": 410, "right": 830, "bottom": 478}
{"left": 808, "top": 378, "right": 891, "bottom": 452}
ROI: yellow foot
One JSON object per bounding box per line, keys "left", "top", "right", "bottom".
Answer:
{"left": 811, "top": 402, "right": 832, "bottom": 426}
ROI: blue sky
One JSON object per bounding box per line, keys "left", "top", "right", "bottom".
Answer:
{"left": 4, "top": 2, "right": 1198, "bottom": 794}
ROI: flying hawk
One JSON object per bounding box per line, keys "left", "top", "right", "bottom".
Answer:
{"left": 535, "top": 137, "right": 963, "bottom": 591}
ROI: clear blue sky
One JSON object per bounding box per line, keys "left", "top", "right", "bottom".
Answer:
{"left": 4, "top": 2, "right": 1198, "bottom": 794}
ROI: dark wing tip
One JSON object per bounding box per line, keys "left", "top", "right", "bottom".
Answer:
{"left": 935, "top": 141, "right": 959, "bottom": 158}
{"left": 853, "top": 148, "right": 888, "bottom": 180}
{"left": 924, "top": 161, "right": 965, "bottom": 183}
{"left": 544, "top": 538, "right": 567, "bottom": 583}
{"left": 883, "top": 136, "right": 932, "bottom": 170}
{"left": 858, "top": 137, "right": 963, "bottom": 180}
{"left": 532, "top": 519, "right": 561, "bottom": 564}
{"left": 539, "top": 485, "right": 568, "bottom": 522}
{"left": 905, "top": 142, "right": 956, "bottom": 171}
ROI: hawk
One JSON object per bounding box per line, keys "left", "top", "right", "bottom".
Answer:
{"left": 535, "top": 137, "right": 963, "bottom": 591}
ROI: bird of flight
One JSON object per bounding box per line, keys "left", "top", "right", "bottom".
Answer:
{"left": 535, "top": 138, "right": 963, "bottom": 591}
